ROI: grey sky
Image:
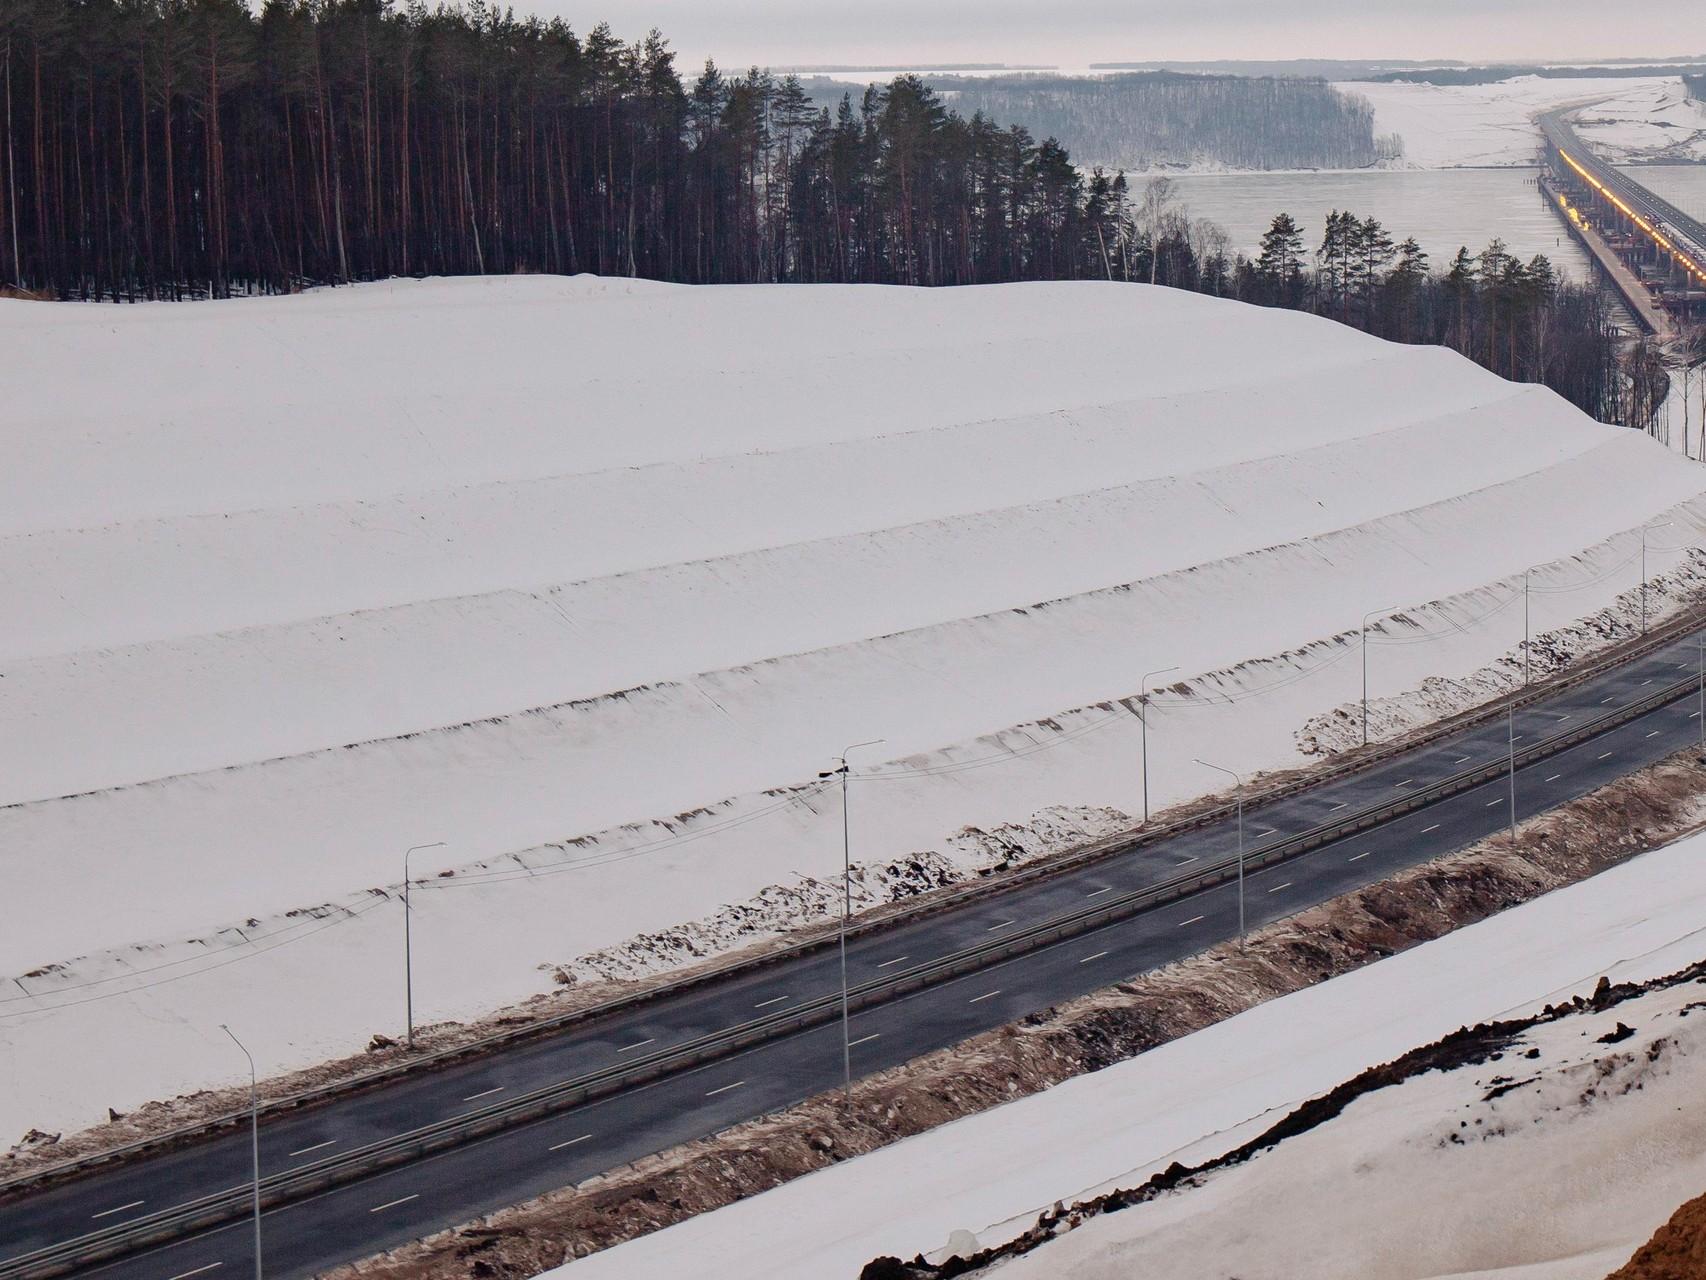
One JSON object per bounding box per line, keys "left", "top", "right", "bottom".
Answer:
{"left": 515, "top": 0, "right": 1698, "bottom": 69}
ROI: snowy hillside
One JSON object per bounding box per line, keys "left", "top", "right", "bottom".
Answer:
{"left": 1347, "top": 76, "right": 1706, "bottom": 168}
{"left": 5, "top": 275, "right": 1706, "bottom": 1143}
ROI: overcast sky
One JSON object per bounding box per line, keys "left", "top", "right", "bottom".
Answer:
{"left": 520, "top": 0, "right": 1696, "bottom": 69}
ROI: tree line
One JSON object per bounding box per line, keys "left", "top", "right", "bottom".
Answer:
{"left": 0, "top": 0, "right": 1151, "bottom": 298}
{"left": 938, "top": 73, "right": 1403, "bottom": 173}
{"left": 0, "top": 1, "right": 1640, "bottom": 425}
{"left": 1127, "top": 189, "right": 1631, "bottom": 424}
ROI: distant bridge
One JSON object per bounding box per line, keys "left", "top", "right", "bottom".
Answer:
{"left": 1539, "top": 109, "right": 1706, "bottom": 337}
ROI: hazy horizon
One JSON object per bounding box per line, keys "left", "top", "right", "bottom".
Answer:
{"left": 509, "top": 0, "right": 1700, "bottom": 73}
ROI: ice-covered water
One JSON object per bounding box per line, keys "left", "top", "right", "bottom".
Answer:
{"left": 1167, "top": 168, "right": 1596, "bottom": 280}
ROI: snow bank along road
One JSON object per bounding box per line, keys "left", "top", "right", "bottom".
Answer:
{"left": 6, "top": 618, "right": 1706, "bottom": 1280}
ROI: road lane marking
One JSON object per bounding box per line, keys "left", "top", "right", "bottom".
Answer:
{"left": 617, "top": 1038, "right": 655, "bottom": 1054}
{"left": 1085, "top": 886, "right": 1114, "bottom": 897}
{"left": 1553, "top": 713, "right": 1571, "bottom": 720}
{"left": 1602, "top": 696, "right": 1617, "bottom": 704}
{"left": 1642, "top": 679, "right": 1652, "bottom": 686}
{"left": 1452, "top": 755, "right": 1472, "bottom": 764}
{"left": 876, "top": 955, "right": 910, "bottom": 968}
{"left": 1421, "top": 824, "right": 1440, "bottom": 833}
{"left": 986, "top": 919, "right": 1016, "bottom": 931}
{"left": 91, "top": 1200, "right": 145, "bottom": 1219}
{"left": 1327, "top": 801, "right": 1347, "bottom": 811}
{"left": 166, "top": 1265, "right": 223, "bottom": 1280}
{"left": 1175, "top": 856, "right": 1199, "bottom": 865}
{"left": 1597, "top": 751, "right": 1613, "bottom": 760}
{"left": 1486, "top": 798, "right": 1504, "bottom": 807}
{"left": 1545, "top": 774, "right": 1562, "bottom": 782}
{"left": 1394, "top": 779, "right": 1414, "bottom": 788}
{"left": 1693, "top": 712, "right": 1702, "bottom": 720}
{"left": 849, "top": 1033, "right": 882, "bottom": 1047}
{"left": 1512, "top": 735, "right": 1524, "bottom": 742}
{"left": 549, "top": 1134, "right": 593, "bottom": 1151}
{"left": 1348, "top": 850, "right": 1373, "bottom": 862}
{"left": 1267, "top": 882, "right": 1292, "bottom": 893}
{"left": 1177, "top": 914, "right": 1205, "bottom": 927}
{"left": 1254, "top": 828, "right": 1279, "bottom": 837}
{"left": 705, "top": 1080, "right": 747, "bottom": 1097}
{"left": 1649, "top": 730, "right": 1663, "bottom": 738}
{"left": 968, "top": 990, "right": 1002, "bottom": 1004}
{"left": 753, "top": 995, "right": 790, "bottom": 1009}
{"left": 462, "top": 1086, "right": 506, "bottom": 1102}
{"left": 1079, "top": 950, "right": 1110, "bottom": 964}
{"left": 288, "top": 1139, "right": 338, "bottom": 1158}
{"left": 370, "top": 1194, "right": 420, "bottom": 1213}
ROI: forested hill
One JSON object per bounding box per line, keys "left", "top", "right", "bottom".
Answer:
{"left": 939, "top": 73, "right": 1403, "bottom": 172}
{"left": 1, "top": 2, "right": 1130, "bottom": 300}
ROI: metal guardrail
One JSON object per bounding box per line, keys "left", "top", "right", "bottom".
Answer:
{"left": 11, "top": 599, "right": 1705, "bottom": 1217}
{"left": 5, "top": 662, "right": 1702, "bottom": 1280}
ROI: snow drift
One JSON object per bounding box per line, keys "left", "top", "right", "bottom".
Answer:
{"left": 4, "top": 274, "right": 1705, "bottom": 1143}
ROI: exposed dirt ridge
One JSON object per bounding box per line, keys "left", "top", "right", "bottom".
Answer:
{"left": 324, "top": 749, "right": 1706, "bottom": 1280}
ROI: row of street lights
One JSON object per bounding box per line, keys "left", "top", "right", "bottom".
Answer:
{"left": 223, "top": 525, "right": 1695, "bottom": 1276}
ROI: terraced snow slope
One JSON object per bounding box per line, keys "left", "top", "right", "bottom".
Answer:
{"left": 4, "top": 275, "right": 1705, "bottom": 1142}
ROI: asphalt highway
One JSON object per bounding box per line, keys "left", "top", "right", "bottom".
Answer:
{"left": 7, "top": 626, "right": 1706, "bottom": 1280}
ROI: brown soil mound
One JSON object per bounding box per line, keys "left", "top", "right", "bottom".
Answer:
{"left": 1606, "top": 1189, "right": 1706, "bottom": 1280}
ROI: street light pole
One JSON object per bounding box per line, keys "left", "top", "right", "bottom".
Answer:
{"left": 1194, "top": 758, "right": 1245, "bottom": 948}
{"left": 403, "top": 841, "right": 446, "bottom": 1049}
{"left": 1523, "top": 568, "right": 1532, "bottom": 686}
{"left": 1139, "top": 665, "right": 1180, "bottom": 824}
{"left": 221, "top": 1024, "right": 263, "bottom": 1280}
{"left": 819, "top": 739, "right": 884, "bottom": 1098}
{"left": 1507, "top": 706, "right": 1517, "bottom": 843}
{"left": 1362, "top": 606, "right": 1399, "bottom": 747}
{"left": 1642, "top": 521, "right": 1673, "bottom": 635}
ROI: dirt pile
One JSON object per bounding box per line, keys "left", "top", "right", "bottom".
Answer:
{"left": 327, "top": 751, "right": 1706, "bottom": 1280}
{"left": 1607, "top": 1189, "right": 1706, "bottom": 1280}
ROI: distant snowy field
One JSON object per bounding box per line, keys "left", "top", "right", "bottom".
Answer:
{"left": 565, "top": 824, "right": 1706, "bottom": 1280}
{"left": 1347, "top": 75, "right": 1706, "bottom": 168}
{"left": 5, "top": 275, "right": 1706, "bottom": 1144}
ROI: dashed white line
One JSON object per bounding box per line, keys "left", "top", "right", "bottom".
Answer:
{"left": 1079, "top": 950, "right": 1110, "bottom": 964}
{"left": 166, "top": 1265, "right": 223, "bottom": 1280}
{"left": 875, "top": 955, "right": 910, "bottom": 968}
{"left": 370, "top": 1194, "right": 420, "bottom": 1213}
{"left": 91, "top": 1200, "right": 145, "bottom": 1220}
{"left": 986, "top": 919, "right": 1016, "bottom": 932}
{"left": 968, "top": 990, "right": 1002, "bottom": 1004}
{"left": 1597, "top": 751, "right": 1613, "bottom": 761}
{"left": 705, "top": 1080, "right": 747, "bottom": 1097}
{"left": 288, "top": 1139, "right": 338, "bottom": 1158}
{"left": 1175, "top": 856, "right": 1199, "bottom": 866}
{"left": 1511, "top": 735, "right": 1524, "bottom": 742}
{"left": 1553, "top": 713, "right": 1572, "bottom": 721}
{"left": 1266, "top": 882, "right": 1292, "bottom": 894}
{"left": 1648, "top": 730, "right": 1663, "bottom": 738}
{"left": 753, "top": 995, "right": 790, "bottom": 1009}
{"left": 1544, "top": 774, "right": 1562, "bottom": 783}
{"left": 1642, "top": 679, "right": 1653, "bottom": 686}
{"left": 1394, "top": 779, "right": 1415, "bottom": 788}
{"left": 1177, "top": 914, "right": 1205, "bottom": 927}
{"left": 1602, "top": 696, "right": 1617, "bottom": 704}
{"left": 1085, "top": 886, "right": 1115, "bottom": 897}
{"left": 616, "top": 1038, "right": 656, "bottom": 1054}
{"left": 549, "top": 1134, "right": 593, "bottom": 1151}
{"left": 1452, "top": 755, "right": 1472, "bottom": 764}
{"left": 462, "top": 1085, "right": 505, "bottom": 1102}
{"left": 1327, "top": 801, "right": 1347, "bottom": 811}
{"left": 1486, "top": 797, "right": 1504, "bottom": 807}
{"left": 1420, "top": 823, "right": 1440, "bottom": 833}
{"left": 1348, "top": 850, "right": 1374, "bottom": 862}
{"left": 1693, "top": 712, "right": 1703, "bottom": 720}
{"left": 1254, "top": 828, "right": 1279, "bottom": 837}
{"left": 848, "top": 1033, "right": 882, "bottom": 1048}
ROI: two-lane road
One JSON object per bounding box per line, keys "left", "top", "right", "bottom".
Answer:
{"left": 6, "top": 626, "right": 1706, "bottom": 1280}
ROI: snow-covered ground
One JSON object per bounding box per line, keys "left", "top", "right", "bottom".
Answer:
{"left": 1347, "top": 76, "right": 1706, "bottom": 169}
{"left": 6, "top": 275, "right": 1706, "bottom": 1145}
{"left": 563, "top": 821, "right": 1706, "bottom": 1280}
